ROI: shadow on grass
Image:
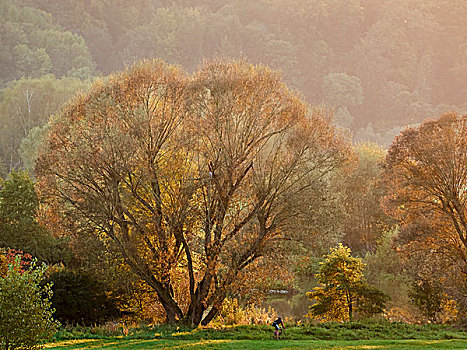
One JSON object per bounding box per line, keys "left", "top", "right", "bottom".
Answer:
{"left": 45, "top": 339, "right": 236, "bottom": 350}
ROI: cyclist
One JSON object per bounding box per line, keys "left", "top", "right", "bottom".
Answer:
{"left": 272, "top": 316, "right": 285, "bottom": 340}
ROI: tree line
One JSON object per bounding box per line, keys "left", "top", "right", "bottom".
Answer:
{"left": 0, "top": 0, "right": 466, "bottom": 335}
{"left": 1, "top": 60, "right": 465, "bottom": 330}
{"left": 2, "top": 0, "right": 467, "bottom": 172}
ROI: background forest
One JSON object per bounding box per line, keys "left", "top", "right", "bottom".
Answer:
{"left": 2, "top": 0, "right": 467, "bottom": 171}
{"left": 0, "top": 0, "right": 466, "bottom": 330}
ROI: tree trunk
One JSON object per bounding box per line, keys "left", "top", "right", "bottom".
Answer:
{"left": 184, "top": 261, "right": 217, "bottom": 326}
{"left": 145, "top": 276, "right": 184, "bottom": 323}
{"left": 201, "top": 306, "right": 219, "bottom": 326}
{"left": 163, "top": 303, "right": 179, "bottom": 324}
{"left": 184, "top": 286, "right": 208, "bottom": 326}
{"left": 186, "top": 302, "right": 205, "bottom": 327}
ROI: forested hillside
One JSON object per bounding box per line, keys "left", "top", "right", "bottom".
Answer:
{"left": 0, "top": 0, "right": 466, "bottom": 329}
{"left": 2, "top": 0, "right": 467, "bottom": 171}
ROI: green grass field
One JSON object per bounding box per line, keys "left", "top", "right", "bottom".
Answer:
{"left": 45, "top": 322, "right": 467, "bottom": 349}
{"left": 45, "top": 338, "right": 467, "bottom": 350}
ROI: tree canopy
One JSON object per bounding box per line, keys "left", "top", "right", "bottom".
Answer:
{"left": 384, "top": 112, "right": 467, "bottom": 318}
{"left": 0, "top": 171, "right": 70, "bottom": 264}
{"left": 37, "top": 59, "right": 348, "bottom": 325}
{"left": 4, "top": 0, "right": 467, "bottom": 143}
{"left": 0, "top": 0, "right": 93, "bottom": 84}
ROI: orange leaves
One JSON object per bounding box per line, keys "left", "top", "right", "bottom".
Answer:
{"left": 384, "top": 113, "right": 467, "bottom": 250}
{"left": 383, "top": 113, "right": 467, "bottom": 310}
{"left": 36, "top": 58, "right": 348, "bottom": 325}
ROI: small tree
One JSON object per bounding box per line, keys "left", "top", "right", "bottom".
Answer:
{"left": 307, "top": 244, "right": 388, "bottom": 322}
{"left": 0, "top": 256, "right": 58, "bottom": 350}
{"left": 409, "top": 278, "right": 444, "bottom": 323}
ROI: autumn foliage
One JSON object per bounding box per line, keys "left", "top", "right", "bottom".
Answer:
{"left": 384, "top": 113, "right": 467, "bottom": 319}
{"left": 36, "top": 59, "right": 348, "bottom": 326}
{"left": 307, "top": 244, "right": 388, "bottom": 322}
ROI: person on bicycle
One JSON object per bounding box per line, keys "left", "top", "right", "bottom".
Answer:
{"left": 272, "top": 316, "right": 285, "bottom": 340}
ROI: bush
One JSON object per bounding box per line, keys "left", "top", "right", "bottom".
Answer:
{"left": 408, "top": 278, "right": 458, "bottom": 323}
{"left": 42, "top": 269, "right": 120, "bottom": 325}
{"left": 0, "top": 256, "right": 58, "bottom": 349}
{"left": 213, "top": 298, "right": 276, "bottom": 326}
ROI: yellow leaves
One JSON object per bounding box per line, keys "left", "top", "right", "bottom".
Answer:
{"left": 0, "top": 253, "right": 7, "bottom": 277}
{"left": 36, "top": 58, "right": 350, "bottom": 324}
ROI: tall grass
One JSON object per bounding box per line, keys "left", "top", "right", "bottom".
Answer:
{"left": 53, "top": 321, "right": 466, "bottom": 342}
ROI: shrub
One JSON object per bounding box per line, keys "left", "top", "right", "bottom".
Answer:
{"left": 409, "top": 278, "right": 459, "bottom": 324}
{"left": 42, "top": 269, "right": 120, "bottom": 325}
{"left": 213, "top": 298, "right": 276, "bottom": 326}
{"left": 0, "top": 256, "right": 58, "bottom": 349}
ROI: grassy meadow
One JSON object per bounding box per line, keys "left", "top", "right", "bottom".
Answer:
{"left": 45, "top": 338, "right": 467, "bottom": 350}
{"left": 44, "top": 322, "right": 466, "bottom": 349}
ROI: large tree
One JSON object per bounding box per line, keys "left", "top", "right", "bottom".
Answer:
{"left": 383, "top": 113, "right": 467, "bottom": 315}
{"left": 36, "top": 59, "right": 347, "bottom": 326}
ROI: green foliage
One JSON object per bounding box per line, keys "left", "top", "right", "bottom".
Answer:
{"left": 0, "top": 0, "right": 93, "bottom": 84}
{"left": 0, "top": 160, "right": 6, "bottom": 179}
{"left": 0, "top": 75, "right": 91, "bottom": 170}
{"left": 3, "top": 0, "right": 467, "bottom": 145}
{"left": 52, "top": 321, "right": 466, "bottom": 342}
{"left": 409, "top": 279, "right": 444, "bottom": 323}
{"left": 323, "top": 72, "right": 363, "bottom": 109}
{"left": 0, "top": 170, "right": 42, "bottom": 256}
{"left": 0, "top": 171, "right": 71, "bottom": 264}
{"left": 13, "top": 45, "right": 52, "bottom": 79}
{"left": 336, "top": 142, "right": 394, "bottom": 253}
{"left": 364, "top": 228, "right": 414, "bottom": 322}
{"left": 0, "top": 256, "right": 59, "bottom": 350}
{"left": 19, "top": 124, "right": 50, "bottom": 171}
{"left": 333, "top": 106, "right": 354, "bottom": 129}
{"left": 308, "top": 244, "right": 389, "bottom": 322}
{"left": 365, "top": 229, "right": 403, "bottom": 281}
{"left": 0, "top": 170, "right": 38, "bottom": 220}
{"left": 355, "top": 284, "right": 390, "bottom": 318}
